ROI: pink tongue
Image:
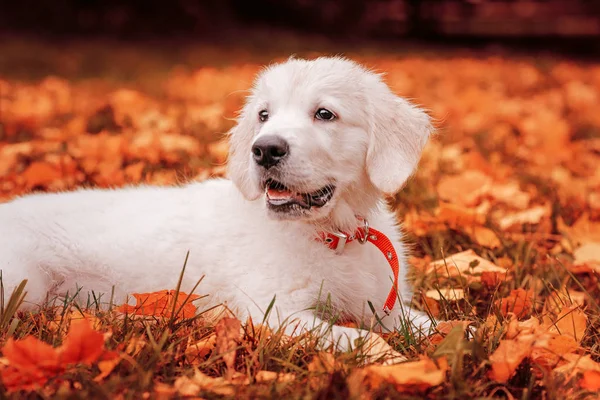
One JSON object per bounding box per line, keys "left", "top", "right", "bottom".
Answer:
{"left": 267, "top": 188, "right": 294, "bottom": 200}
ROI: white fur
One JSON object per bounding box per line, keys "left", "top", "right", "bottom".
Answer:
{"left": 0, "top": 57, "right": 433, "bottom": 350}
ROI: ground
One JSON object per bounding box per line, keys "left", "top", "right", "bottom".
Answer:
{"left": 0, "top": 36, "right": 599, "bottom": 399}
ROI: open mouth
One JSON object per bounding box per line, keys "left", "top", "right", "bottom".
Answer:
{"left": 265, "top": 179, "right": 335, "bottom": 209}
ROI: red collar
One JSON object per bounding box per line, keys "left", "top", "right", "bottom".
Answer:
{"left": 317, "top": 219, "right": 399, "bottom": 314}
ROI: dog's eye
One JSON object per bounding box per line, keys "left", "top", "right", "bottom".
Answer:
{"left": 258, "top": 110, "right": 269, "bottom": 122}
{"left": 315, "top": 108, "right": 336, "bottom": 121}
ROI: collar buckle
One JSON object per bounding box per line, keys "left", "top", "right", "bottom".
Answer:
{"left": 330, "top": 231, "right": 348, "bottom": 254}
{"left": 356, "top": 219, "right": 369, "bottom": 244}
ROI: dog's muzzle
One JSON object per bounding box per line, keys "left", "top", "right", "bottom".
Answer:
{"left": 264, "top": 179, "right": 336, "bottom": 210}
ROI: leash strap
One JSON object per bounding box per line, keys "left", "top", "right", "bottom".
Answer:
{"left": 319, "top": 225, "right": 399, "bottom": 313}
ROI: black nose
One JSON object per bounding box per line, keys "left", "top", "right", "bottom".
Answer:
{"left": 251, "top": 135, "right": 289, "bottom": 169}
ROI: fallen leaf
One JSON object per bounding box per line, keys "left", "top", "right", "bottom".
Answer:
{"left": 59, "top": 319, "right": 106, "bottom": 365}
{"left": 0, "top": 336, "right": 61, "bottom": 392}
{"left": 558, "top": 213, "right": 600, "bottom": 247}
{"left": 215, "top": 317, "right": 242, "bottom": 378}
{"left": 94, "top": 351, "right": 121, "bottom": 381}
{"left": 185, "top": 334, "right": 216, "bottom": 359}
{"left": 573, "top": 242, "right": 600, "bottom": 266}
{"left": 427, "top": 249, "right": 506, "bottom": 278}
{"left": 437, "top": 170, "right": 492, "bottom": 206}
{"left": 348, "top": 357, "right": 448, "bottom": 395}
{"left": 22, "top": 161, "right": 62, "bottom": 188}
{"left": 116, "top": 290, "right": 201, "bottom": 319}
{"left": 424, "top": 288, "right": 465, "bottom": 301}
{"left": 531, "top": 334, "right": 578, "bottom": 370}
{"left": 361, "top": 333, "right": 407, "bottom": 365}
{"left": 198, "top": 304, "right": 237, "bottom": 327}
{"left": 545, "top": 306, "right": 587, "bottom": 343}
{"left": 307, "top": 352, "right": 341, "bottom": 390}
{"left": 471, "top": 226, "right": 502, "bottom": 248}
{"left": 0, "top": 318, "right": 113, "bottom": 392}
{"left": 488, "top": 337, "right": 534, "bottom": 383}
{"left": 174, "top": 369, "right": 234, "bottom": 396}
{"left": 422, "top": 294, "right": 441, "bottom": 318}
{"left": 496, "top": 205, "right": 550, "bottom": 231}
{"left": 580, "top": 370, "right": 600, "bottom": 390}
{"left": 544, "top": 290, "right": 587, "bottom": 315}
{"left": 254, "top": 370, "right": 296, "bottom": 383}
{"left": 496, "top": 289, "right": 534, "bottom": 319}
{"left": 505, "top": 316, "right": 540, "bottom": 339}
{"left": 554, "top": 354, "right": 600, "bottom": 376}
{"left": 432, "top": 324, "right": 469, "bottom": 359}
{"left": 436, "top": 202, "right": 485, "bottom": 226}
{"left": 480, "top": 270, "right": 507, "bottom": 287}
{"left": 489, "top": 181, "right": 531, "bottom": 209}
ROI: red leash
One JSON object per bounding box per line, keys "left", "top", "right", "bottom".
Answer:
{"left": 318, "top": 220, "right": 399, "bottom": 314}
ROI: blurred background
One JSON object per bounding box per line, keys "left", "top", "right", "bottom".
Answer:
{"left": 0, "top": 0, "right": 599, "bottom": 241}
{"left": 2, "top": 0, "right": 600, "bottom": 41}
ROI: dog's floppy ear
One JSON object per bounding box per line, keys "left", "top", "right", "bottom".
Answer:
{"left": 227, "top": 97, "right": 262, "bottom": 200}
{"left": 365, "top": 83, "right": 433, "bottom": 194}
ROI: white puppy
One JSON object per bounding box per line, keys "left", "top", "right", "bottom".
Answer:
{"left": 0, "top": 57, "right": 432, "bottom": 349}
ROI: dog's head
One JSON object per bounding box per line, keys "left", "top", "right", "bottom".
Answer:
{"left": 228, "top": 57, "right": 432, "bottom": 230}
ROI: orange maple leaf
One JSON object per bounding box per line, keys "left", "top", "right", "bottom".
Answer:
{"left": 116, "top": 289, "right": 201, "bottom": 319}
{"left": 59, "top": 319, "right": 106, "bottom": 365}
{"left": 0, "top": 318, "right": 114, "bottom": 393}
{"left": 0, "top": 336, "right": 62, "bottom": 392}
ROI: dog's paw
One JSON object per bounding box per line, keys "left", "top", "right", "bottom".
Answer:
{"left": 409, "top": 312, "right": 435, "bottom": 335}
{"left": 360, "top": 333, "right": 407, "bottom": 365}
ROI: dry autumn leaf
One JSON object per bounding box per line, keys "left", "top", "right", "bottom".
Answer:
{"left": 544, "top": 290, "right": 587, "bottom": 315}
{"left": 558, "top": 213, "right": 600, "bottom": 247}
{"left": 480, "top": 270, "right": 507, "bottom": 287}
{"left": 436, "top": 202, "right": 485, "bottom": 226}
{"left": 496, "top": 289, "right": 534, "bottom": 319}
{"left": 580, "top": 370, "right": 600, "bottom": 390}
{"left": 21, "top": 161, "right": 62, "bottom": 188}
{"left": 185, "top": 334, "right": 217, "bottom": 360}
{"left": 254, "top": 370, "right": 296, "bottom": 383}
{"left": 544, "top": 306, "right": 587, "bottom": 343}
{"left": 554, "top": 354, "right": 600, "bottom": 376}
{"left": 488, "top": 337, "right": 534, "bottom": 383}
{"left": 573, "top": 242, "right": 600, "bottom": 267}
{"left": 215, "top": 317, "right": 242, "bottom": 378}
{"left": 424, "top": 288, "right": 465, "bottom": 301}
{"left": 116, "top": 289, "right": 201, "bottom": 319}
{"left": 471, "top": 226, "right": 502, "bottom": 249}
{"left": 174, "top": 369, "right": 235, "bottom": 397}
{"left": 488, "top": 181, "right": 531, "bottom": 209}
{"left": 360, "top": 334, "right": 407, "bottom": 365}
{"left": 427, "top": 249, "right": 506, "bottom": 278}
{"left": 496, "top": 204, "right": 550, "bottom": 231}
{"left": 530, "top": 334, "right": 578, "bottom": 370}
{"left": 437, "top": 170, "right": 492, "bottom": 206}
{"left": 348, "top": 357, "right": 448, "bottom": 395}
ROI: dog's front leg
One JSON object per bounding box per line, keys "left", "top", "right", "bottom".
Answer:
{"left": 374, "top": 305, "right": 433, "bottom": 336}
{"left": 277, "top": 311, "right": 407, "bottom": 363}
